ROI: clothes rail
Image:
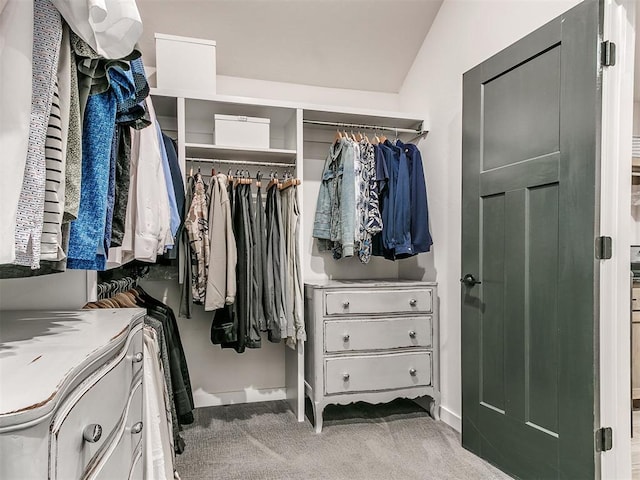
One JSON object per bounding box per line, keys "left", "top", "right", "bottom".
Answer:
{"left": 302, "top": 119, "right": 426, "bottom": 135}
{"left": 186, "top": 157, "right": 295, "bottom": 168}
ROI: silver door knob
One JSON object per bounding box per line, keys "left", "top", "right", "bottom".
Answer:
{"left": 343, "top": 334, "right": 350, "bottom": 342}
{"left": 83, "top": 424, "right": 102, "bottom": 443}
{"left": 409, "top": 368, "right": 417, "bottom": 376}
{"left": 342, "top": 300, "right": 350, "bottom": 308}
{"left": 343, "top": 373, "right": 350, "bottom": 381}
{"left": 409, "top": 299, "right": 417, "bottom": 306}
{"left": 131, "top": 421, "right": 143, "bottom": 435}
{"left": 133, "top": 352, "right": 143, "bottom": 363}
{"left": 409, "top": 331, "right": 416, "bottom": 338}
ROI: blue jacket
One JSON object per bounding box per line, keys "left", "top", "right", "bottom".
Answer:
{"left": 312, "top": 139, "right": 356, "bottom": 257}
{"left": 398, "top": 141, "right": 433, "bottom": 255}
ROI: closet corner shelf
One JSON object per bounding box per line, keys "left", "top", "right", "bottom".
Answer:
{"left": 185, "top": 143, "right": 297, "bottom": 164}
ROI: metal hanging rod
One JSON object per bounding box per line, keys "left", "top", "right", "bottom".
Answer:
{"left": 302, "top": 119, "right": 426, "bottom": 135}
{"left": 186, "top": 157, "right": 295, "bottom": 168}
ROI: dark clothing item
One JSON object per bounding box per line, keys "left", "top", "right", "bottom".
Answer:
{"left": 398, "top": 141, "right": 433, "bottom": 255}
{"left": 255, "top": 185, "right": 268, "bottom": 332}
{"left": 137, "top": 286, "right": 194, "bottom": 425}
{"left": 160, "top": 133, "right": 185, "bottom": 262}
{"left": 225, "top": 184, "right": 247, "bottom": 353}
{"left": 102, "top": 127, "right": 118, "bottom": 259}
{"left": 210, "top": 305, "right": 236, "bottom": 345}
{"left": 110, "top": 126, "right": 131, "bottom": 248}
{"left": 385, "top": 140, "right": 412, "bottom": 257}
{"left": 163, "top": 134, "right": 185, "bottom": 219}
{"left": 179, "top": 176, "right": 195, "bottom": 319}
{"left": 244, "top": 184, "right": 261, "bottom": 348}
{"left": 265, "top": 184, "right": 283, "bottom": 343}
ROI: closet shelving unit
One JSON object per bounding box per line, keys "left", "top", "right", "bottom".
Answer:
{"left": 141, "top": 87, "right": 427, "bottom": 423}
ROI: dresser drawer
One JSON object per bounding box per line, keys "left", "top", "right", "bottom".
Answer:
{"left": 325, "top": 288, "right": 432, "bottom": 316}
{"left": 325, "top": 352, "right": 431, "bottom": 395}
{"left": 324, "top": 316, "right": 432, "bottom": 353}
{"left": 51, "top": 327, "right": 142, "bottom": 479}
{"left": 87, "top": 380, "right": 143, "bottom": 480}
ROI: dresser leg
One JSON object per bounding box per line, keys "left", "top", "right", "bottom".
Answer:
{"left": 312, "top": 401, "right": 324, "bottom": 433}
{"left": 430, "top": 398, "right": 441, "bottom": 421}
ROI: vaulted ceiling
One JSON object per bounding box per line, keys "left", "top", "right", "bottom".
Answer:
{"left": 136, "top": 0, "right": 443, "bottom": 93}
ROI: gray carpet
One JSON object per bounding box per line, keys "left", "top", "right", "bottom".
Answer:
{"left": 175, "top": 399, "right": 511, "bottom": 480}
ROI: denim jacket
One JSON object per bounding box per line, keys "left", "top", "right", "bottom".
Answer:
{"left": 312, "top": 139, "right": 356, "bottom": 257}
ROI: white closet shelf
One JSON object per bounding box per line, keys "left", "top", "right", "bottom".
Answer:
{"left": 185, "top": 143, "right": 297, "bottom": 164}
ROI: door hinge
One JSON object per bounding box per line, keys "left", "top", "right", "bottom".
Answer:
{"left": 601, "top": 41, "right": 616, "bottom": 67}
{"left": 596, "top": 236, "right": 612, "bottom": 260}
{"left": 595, "top": 427, "right": 613, "bottom": 452}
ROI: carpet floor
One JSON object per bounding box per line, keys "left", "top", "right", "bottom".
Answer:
{"left": 175, "top": 399, "right": 511, "bottom": 480}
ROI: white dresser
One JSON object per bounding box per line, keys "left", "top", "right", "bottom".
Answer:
{"left": 304, "top": 280, "right": 440, "bottom": 433}
{"left": 0, "top": 309, "right": 145, "bottom": 479}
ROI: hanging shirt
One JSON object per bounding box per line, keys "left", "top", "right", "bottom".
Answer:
{"left": 184, "top": 173, "right": 209, "bottom": 304}
{"left": 14, "top": 0, "right": 62, "bottom": 269}
{"left": 205, "top": 174, "right": 237, "bottom": 311}
{"left": 51, "top": 0, "right": 142, "bottom": 59}
{"left": 0, "top": 0, "right": 33, "bottom": 265}
{"left": 40, "top": 82, "right": 67, "bottom": 262}
{"left": 398, "top": 141, "right": 433, "bottom": 254}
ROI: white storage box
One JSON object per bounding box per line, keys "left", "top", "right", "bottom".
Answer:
{"left": 214, "top": 114, "right": 270, "bottom": 149}
{"left": 155, "top": 33, "right": 216, "bottom": 93}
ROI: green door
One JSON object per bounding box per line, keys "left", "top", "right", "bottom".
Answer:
{"left": 461, "top": 1, "right": 602, "bottom": 478}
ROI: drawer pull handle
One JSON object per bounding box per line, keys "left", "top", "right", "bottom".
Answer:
{"left": 343, "top": 334, "right": 350, "bottom": 342}
{"left": 409, "top": 368, "right": 417, "bottom": 376}
{"left": 342, "top": 301, "right": 350, "bottom": 308}
{"left": 131, "top": 421, "right": 144, "bottom": 435}
{"left": 343, "top": 373, "right": 350, "bottom": 381}
{"left": 409, "top": 299, "right": 417, "bottom": 306}
{"left": 133, "top": 352, "right": 143, "bottom": 363}
{"left": 83, "top": 424, "right": 102, "bottom": 443}
{"left": 409, "top": 331, "right": 417, "bottom": 339}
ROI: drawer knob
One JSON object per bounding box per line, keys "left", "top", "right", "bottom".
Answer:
{"left": 409, "top": 330, "right": 417, "bottom": 339}
{"left": 83, "top": 424, "right": 102, "bottom": 443}
{"left": 133, "top": 352, "right": 143, "bottom": 363}
{"left": 342, "top": 300, "right": 350, "bottom": 308}
{"left": 409, "top": 368, "right": 417, "bottom": 376}
{"left": 343, "top": 334, "right": 350, "bottom": 342}
{"left": 343, "top": 373, "right": 350, "bottom": 381}
{"left": 131, "top": 421, "right": 144, "bottom": 435}
{"left": 409, "top": 299, "right": 417, "bottom": 307}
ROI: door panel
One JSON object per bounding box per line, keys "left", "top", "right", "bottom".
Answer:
{"left": 480, "top": 194, "right": 506, "bottom": 412}
{"left": 483, "top": 46, "right": 561, "bottom": 170}
{"left": 527, "top": 183, "right": 559, "bottom": 435}
{"left": 462, "top": 1, "right": 601, "bottom": 478}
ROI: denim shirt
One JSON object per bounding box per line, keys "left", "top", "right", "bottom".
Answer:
{"left": 312, "top": 140, "right": 343, "bottom": 240}
{"left": 312, "top": 138, "right": 357, "bottom": 257}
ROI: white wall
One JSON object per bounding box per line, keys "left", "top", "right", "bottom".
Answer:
{"left": 217, "top": 75, "right": 401, "bottom": 112}
{"left": 397, "top": 0, "right": 582, "bottom": 431}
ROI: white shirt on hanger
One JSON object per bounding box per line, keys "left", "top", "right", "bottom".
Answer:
{"left": 51, "top": 0, "right": 142, "bottom": 59}
{"left": 0, "top": 0, "right": 33, "bottom": 265}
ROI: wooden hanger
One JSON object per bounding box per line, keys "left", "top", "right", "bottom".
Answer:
{"left": 267, "top": 174, "right": 279, "bottom": 190}
{"left": 379, "top": 134, "right": 387, "bottom": 143}
{"left": 278, "top": 177, "right": 301, "bottom": 191}
{"left": 355, "top": 132, "right": 363, "bottom": 142}
{"left": 334, "top": 129, "right": 342, "bottom": 144}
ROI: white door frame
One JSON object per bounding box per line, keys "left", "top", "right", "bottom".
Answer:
{"left": 600, "top": 0, "right": 635, "bottom": 478}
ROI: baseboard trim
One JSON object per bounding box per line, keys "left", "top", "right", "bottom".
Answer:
{"left": 193, "top": 387, "right": 287, "bottom": 408}
{"left": 440, "top": 405, "right": 462, "bottom": 432}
